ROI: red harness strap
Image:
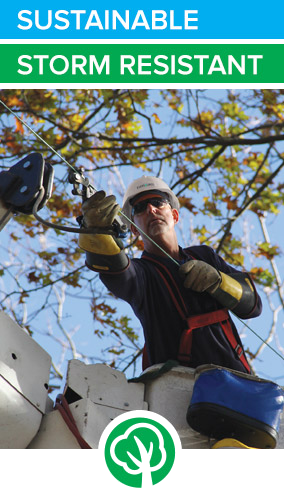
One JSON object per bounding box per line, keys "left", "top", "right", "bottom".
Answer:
{"left": 219, "top": 318, "right": 251, "bottom": 373}
{"left": 142, "top": 254, "right": 188, "bottom": 320}
{"left": 178, "top": 309, "right": 229, "bottom": 364}
{"left": 141, "top": 253, "right": 251, "bottom": 373}
{"left": 178, "top": 308, "right": 251, "bottom": 373}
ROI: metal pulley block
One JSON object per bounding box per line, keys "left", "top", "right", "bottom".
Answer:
{"left": 0, "top": 152, "right": 54, "bottom": 215}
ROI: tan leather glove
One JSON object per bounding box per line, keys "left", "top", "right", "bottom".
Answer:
{"left": 82, "top": 190, "right": 120, "bottom": 228}
{"left": 179, "top": 260, "right": 221, "bottom": 293}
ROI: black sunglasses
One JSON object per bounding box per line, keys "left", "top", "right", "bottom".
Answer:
{"left": 132, "top": 198, "right": 170, "bottom": 216}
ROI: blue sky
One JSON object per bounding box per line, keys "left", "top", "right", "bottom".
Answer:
{"left": 0, "top": 89, "right": 283, "bottom": 395}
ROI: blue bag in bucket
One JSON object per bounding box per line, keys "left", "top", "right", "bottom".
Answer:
{"left": 187, "top": 365, "right": 284, "bottom": 448}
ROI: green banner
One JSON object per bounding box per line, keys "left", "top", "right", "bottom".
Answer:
{"left": 1, "top": 44, "right": 283, "bottom": 83}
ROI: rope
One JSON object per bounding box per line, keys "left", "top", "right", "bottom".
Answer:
{"left": 0, "top": 99, "right": 79, "bottom": 174}
{"left": 54, "top": 394, "right": 92, "bottom": 449}
{"left": 236, "top": 317, "right": 284, "bottom": 363}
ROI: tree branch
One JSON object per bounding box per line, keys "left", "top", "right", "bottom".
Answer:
{"left": 216, "top": 155, "right": 284, "bottom": 253}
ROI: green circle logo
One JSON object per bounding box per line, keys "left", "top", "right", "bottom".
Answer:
{"left": 99, "top": 410, "right": 181, "bottom": 488}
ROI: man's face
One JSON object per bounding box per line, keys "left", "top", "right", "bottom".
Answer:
{"left": 131, "top": 197, "right": 179, "bottom": 240}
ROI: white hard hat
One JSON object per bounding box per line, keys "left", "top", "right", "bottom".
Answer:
{"left": 121, "top": 176, "right": 180, "bottom": 226}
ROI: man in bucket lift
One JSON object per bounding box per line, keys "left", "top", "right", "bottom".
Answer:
{"left": 78, "top": 176, "right": 262, "bottom": 374}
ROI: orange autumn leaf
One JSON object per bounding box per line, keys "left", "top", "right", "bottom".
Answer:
{"left": 152, "top": 113, "right": 162, "bottom": 124}
{"left": 6, "top": 95, "right": 24, "bottom": 107}
{"left": 15, "top": 117, "right": 24, "bottom": 134}
{"left": 6, "top": 135, "right": 22, "bottom": 153}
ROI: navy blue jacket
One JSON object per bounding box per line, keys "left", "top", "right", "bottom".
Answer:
{"left": 101, "top": 245, "right": 262, "bottom": 373}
